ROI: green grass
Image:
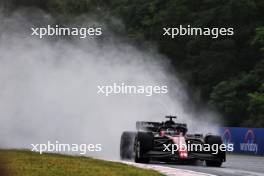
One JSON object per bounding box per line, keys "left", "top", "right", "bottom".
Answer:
{"left": 0, "top": 150, "right": 162, "bottom": 176}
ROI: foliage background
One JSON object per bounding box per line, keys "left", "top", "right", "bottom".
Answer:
{"left": 1, "top": 0, "right": 264, "bottom": 127}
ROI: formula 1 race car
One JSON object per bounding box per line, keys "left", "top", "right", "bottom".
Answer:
{"left": 120, "top": 116, "right": 226, "bottom": 167}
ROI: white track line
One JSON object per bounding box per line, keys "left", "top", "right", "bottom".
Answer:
{"left": 120, "top": 161, "right": 217, "bottom": 176}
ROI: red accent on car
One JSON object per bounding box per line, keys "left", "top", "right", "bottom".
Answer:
{"left": 168, "top": 134, "right": 188, "bottom": 159}
{"left": 159, "top": 130, "right": 166, "bottom": 137}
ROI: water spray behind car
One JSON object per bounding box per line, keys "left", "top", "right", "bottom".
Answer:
{"left": 0, "top": 9, "right": 221, "bottom": 160}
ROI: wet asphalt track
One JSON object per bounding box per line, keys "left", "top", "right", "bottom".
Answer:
{"left": 156, "top": 154, "right": 264, "bottom": 176}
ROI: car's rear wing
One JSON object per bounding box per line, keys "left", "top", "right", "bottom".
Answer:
{"left": 136, "top": 121, "right": 188, "bottom": 132}
{"left": 136, "top": 121, "right": 161, "bottom": 132}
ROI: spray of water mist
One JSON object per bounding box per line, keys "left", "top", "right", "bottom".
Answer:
{"left": 0, "top": 9, "right": 220, "bottom": 159}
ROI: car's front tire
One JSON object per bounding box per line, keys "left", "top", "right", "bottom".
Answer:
{"left": 205, "top": 160, "right": 223, "bottom": 167}
{"left": 204, "top": 135, "right": 226, "bottom": 167}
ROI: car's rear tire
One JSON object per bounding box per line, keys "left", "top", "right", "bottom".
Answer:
{"left": 134, "top": 132, "right": 153, "bottom": 163}
{"left": 120, "top": 132, "right": 136, "bottom": 160}
{"left": 204, "top": 135, "right": 225, "bottom": 167}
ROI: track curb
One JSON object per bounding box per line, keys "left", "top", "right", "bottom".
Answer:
{"left": 120, "top": 161, "right": 217, "bottom": 176}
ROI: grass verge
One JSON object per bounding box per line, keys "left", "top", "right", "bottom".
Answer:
{"left": 0, "top": 150, "right": 163, "bottom": 176}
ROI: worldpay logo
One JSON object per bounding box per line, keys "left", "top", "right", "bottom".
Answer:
{"left": 240, "top": 129, "right": 258, "bottom": 154}
{"left": 222, "top": 128, "right": 232, "bottom": 144}
{"left": 222, "top": 128, "right": 234, "bottom": 151}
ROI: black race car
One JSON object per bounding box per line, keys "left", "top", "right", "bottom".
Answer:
{"left": 120, "top": 116, "right": 226, "bottom": 167}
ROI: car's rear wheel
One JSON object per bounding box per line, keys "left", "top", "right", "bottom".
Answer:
{"left": 134, "top": 132, "right": 153, "bottom": 163}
